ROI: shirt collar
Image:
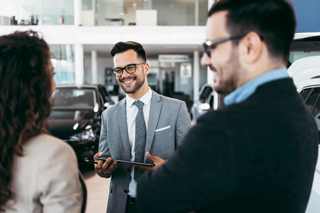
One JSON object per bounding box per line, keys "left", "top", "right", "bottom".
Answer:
{"left": 224, "top": 67, "right": 289, "bottom": 106}
{"left": 126, "top": 88, "right": 152, "bottom": 108}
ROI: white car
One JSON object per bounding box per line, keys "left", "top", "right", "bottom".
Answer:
{"left": 300, "top": 84, "right": 320, "bottom": 213}
{"left": 288, "top": 52, "right": 320, "bottom": 213}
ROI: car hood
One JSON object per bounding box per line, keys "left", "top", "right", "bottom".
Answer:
{"left": 47, "top": 109, "right": 95, "bottom": 140}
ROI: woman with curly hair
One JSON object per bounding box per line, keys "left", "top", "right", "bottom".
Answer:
{"left": 0, "top": 31, "right": 85, "bottom": 212}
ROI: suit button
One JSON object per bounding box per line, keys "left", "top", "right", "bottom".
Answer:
{"left": 124, "top": 189, "right": 129, "bottom": 193}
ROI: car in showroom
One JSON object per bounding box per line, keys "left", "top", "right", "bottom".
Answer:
{"left": 191, "top": 84, "right": 213, "bottom": 123}
{"left": 47, "top": 84, "right": 113, "bottom": 168}
{"left": 190, "top": 84, "right": 225, "bottom": 123}
{"left": 288, "top": 35, "right": 320, "bottom": 212}
{"left": 298, "top": 83, "right": 320, "bottom": 213}
{"left": 300, "top": 83, "right": 320, "bottom": 137}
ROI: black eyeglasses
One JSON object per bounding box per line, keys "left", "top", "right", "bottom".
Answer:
{"left": 202, "top": 35, "right": 245, "bottom": 57}
{"left": 112, "top": 63, "right": 145, "bottom": 75}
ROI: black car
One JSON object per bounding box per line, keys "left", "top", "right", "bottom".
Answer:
{"left": 191, "top": 84, "right": 213, "bottom": 122}
{"left": 48, "top": 84, "right": 113, "bottom": 167}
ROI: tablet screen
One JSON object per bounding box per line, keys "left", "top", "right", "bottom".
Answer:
{"left": 116, "top": 160, "right": 154, "bottom": 167}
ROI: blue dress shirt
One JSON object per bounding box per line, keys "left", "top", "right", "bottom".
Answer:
{"left": 224, "top": 68, "right": 289, "bottom": 106}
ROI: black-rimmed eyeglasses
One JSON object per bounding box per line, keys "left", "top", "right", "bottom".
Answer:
{"left": 202, "top": 35, "right": 245, "bottom": 57}
{"left": 112, "top": 63, "right": 145, "bottom": 75}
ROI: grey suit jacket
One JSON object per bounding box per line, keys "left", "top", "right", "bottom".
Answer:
{"left": 99, "top": 91, "right": 191, "bottom": 213}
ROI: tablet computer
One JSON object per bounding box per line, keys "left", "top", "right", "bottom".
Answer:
{"left": 116, "top": 160, "right": 154, "bottom": 167}
{"left": 94, "top": 157, "right": 154, "bottom": 167}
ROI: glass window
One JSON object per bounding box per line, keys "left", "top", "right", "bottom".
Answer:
{"left": 303, "top": 87, "right": 320, "bottom": 116}
{"left": 53, "top": 88, "right": 96, "bottom": 109}
{"left": 289, "top": 51, "right": 320, "bottom": 64}
{"left": 301, "top": 87, "right": 320, "bottom": 131}
{"left": 82, "top": 0, "right": 93, "bottom": 10}
{"left": 50, "top": 44, "right": 75, "bottom": 84}
{"left": 153, "top": 0, "right": 208, "bottom": 26}
{"left": 86, "top": 0, "right": 208, "bottom": 26}
{"left": 301, "top": 87, "right": 320, "bottom": 116}
{"left": 0, "top": 0, "right": 74, "bottom": 25}
{"left": 290, "top": 38, "right": 320, "bottom": 64}
{"left": 300, "top": 88, "right": 312, "bottom": 100}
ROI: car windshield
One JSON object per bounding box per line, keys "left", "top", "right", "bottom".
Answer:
{"left": 53, "top": 88, "right": 96, "bottom": 109}
{"left": 289, "top": 36, "right": 320, "bottom": 64}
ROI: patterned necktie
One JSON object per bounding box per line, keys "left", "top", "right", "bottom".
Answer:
{"left": 133, "top": 100, "right": 146, "bottom": 163}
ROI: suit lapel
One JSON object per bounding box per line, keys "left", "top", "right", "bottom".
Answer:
{"left": 118, "top": 99, "right": 131, "bottom": 160}
{"left": 146, "top": 92, "right": 162, "bottom": 153}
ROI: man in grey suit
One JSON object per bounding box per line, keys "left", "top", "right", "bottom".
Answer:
{"left": 95, "top": 41, "right": 191, "bottom": 213}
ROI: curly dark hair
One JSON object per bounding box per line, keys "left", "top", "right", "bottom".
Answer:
{"left": 0, "top": 31, "right": 53, "bottom": 211}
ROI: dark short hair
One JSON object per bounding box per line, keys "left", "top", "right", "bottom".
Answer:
{"left": 110, "top": 41, "right": 147, "bottom": 61}
{"left": 208, "top": 0, "right": 296, "bottom": 61}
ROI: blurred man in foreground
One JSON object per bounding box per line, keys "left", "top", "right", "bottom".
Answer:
{"left": 136, "top": 0, "right": 319, "bottom": 212}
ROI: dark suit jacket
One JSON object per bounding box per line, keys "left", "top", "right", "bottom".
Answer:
{"left": 136, "top": 78, "right": 319, "bottom": 213}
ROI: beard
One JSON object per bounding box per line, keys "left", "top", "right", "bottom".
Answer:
{"left": 118, "top": 75, "right": 145, "bottom": 94}
{"left": 212, "top": 51, "right": 240, "bottom": 95}
{"left": 213, "top": 75, "right": 236, "bottom": 95}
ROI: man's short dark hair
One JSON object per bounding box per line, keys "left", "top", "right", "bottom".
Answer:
{"left": 110, "top": 41, "right": 147, "bottom": 61}
{"left": 208, "top": 0, "right": 296, "bottom": 61}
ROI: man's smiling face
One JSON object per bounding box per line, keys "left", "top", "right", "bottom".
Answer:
{"left": 113, "top": 49, "right": 148, "bottom": 94}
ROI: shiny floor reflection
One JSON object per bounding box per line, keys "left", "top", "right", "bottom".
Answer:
{"left": 84, "top": 169, "right": 110, "bottom": 213}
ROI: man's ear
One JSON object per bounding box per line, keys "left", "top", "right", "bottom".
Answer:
{"left": 239, "top": 32, "right": 263, "bottom": 64}
{"left": 144, "top": 63, "right": 150, "bottom": 75}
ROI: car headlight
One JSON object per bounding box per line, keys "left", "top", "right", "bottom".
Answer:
{"left": 69, "top": 125, "right": 96, "bottom": 142}
{"left": 199, "top": 103, "right": 210, "bottom": 111}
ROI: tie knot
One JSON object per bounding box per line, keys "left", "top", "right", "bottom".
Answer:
{"left": 133, "top": 100, "right": 144, "bottom": 110}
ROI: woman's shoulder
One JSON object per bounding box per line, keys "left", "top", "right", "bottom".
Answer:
{"left": 25, "top": 133, "right": 76, "bottom": 159}
{"left": 13, "top": 134, "right": 82, "bottom": 213}
{"left": 22, "top": 133, "right": 79, "bottom": 179}
{"left": 27, "top": 133, "right": 69, "bottom": 147}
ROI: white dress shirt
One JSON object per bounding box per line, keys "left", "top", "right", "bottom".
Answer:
{"left": 126, "top": 88, "right": 152, "bottom": 198}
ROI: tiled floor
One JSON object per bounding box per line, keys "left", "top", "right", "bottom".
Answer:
{"left": 84, "top": 171, "right": 110, "bottom": 213}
